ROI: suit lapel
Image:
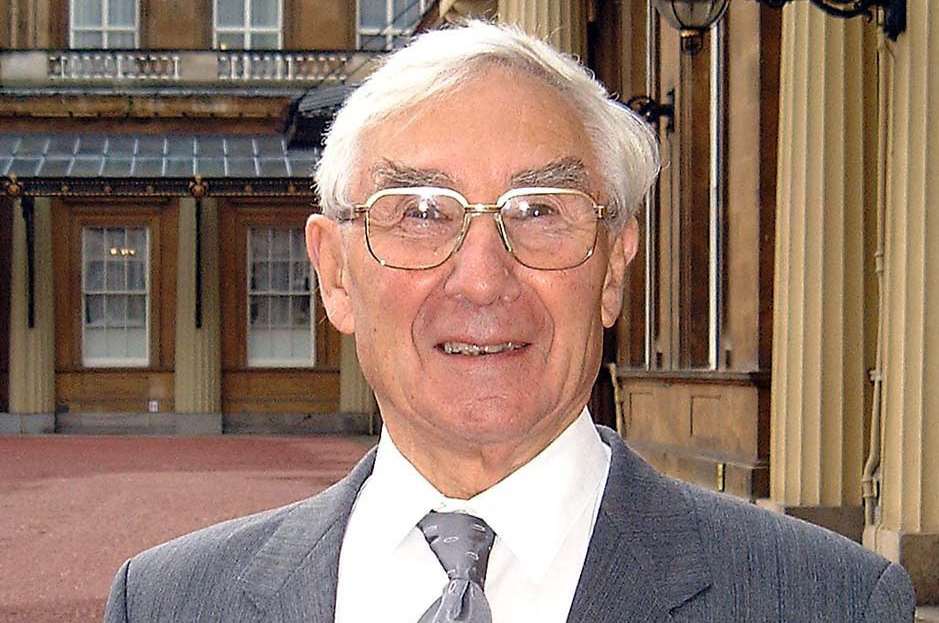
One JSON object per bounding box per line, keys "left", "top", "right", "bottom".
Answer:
{"left": 234, "top": 426, "right": 712, "bottom": 622}
{"left": 237, "top": 447, "right": 377, "bottom": 623}
{"left": 567, "top": 427, "right": 712, "bottom": 622}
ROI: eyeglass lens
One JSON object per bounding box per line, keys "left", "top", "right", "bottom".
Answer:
{"left": 365, "top": 191, "right": 598, "bottom": 270}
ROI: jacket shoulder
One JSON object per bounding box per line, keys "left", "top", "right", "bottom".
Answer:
{"left": 106, "top": 499, "right": 303, "bottom": 622}
{"left": 675, "top": 481, "right": 915, "bottom": 622}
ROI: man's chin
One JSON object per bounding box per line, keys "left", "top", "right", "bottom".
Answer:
{"left": 418, "top": 401, "right": 557, "bottom": 449}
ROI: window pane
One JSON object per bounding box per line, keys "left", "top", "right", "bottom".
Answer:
{"left": 216, "top": 32, "right": 244, "bottom": 50}
{"left": 216, "top": 0, "right": 245, "bottom": 26}
{"left": 250, "top": 228, "right": 269, "bottom": 258}
{"left": 127, "top": 295, "right": 146, "bottom": 327}
{"left": 126, "top": 328, "right": 147, "bottom": 359}
{"left": 251, "top": 262, "right": 269, "bottom": 291}
{"left": 291, "top": 261, "right": 309, "bottom": 292}
{"left": 249, "top": 295, "right": 270, "bottom": 326}
{"left": 271, "top": 296, "right": 290, "bottom": 326}
{"left": 73, "top": 31, "right": 103, "bottom": 48}
{"left": 73, "top": 0, "right": 103, "bottom": 27}
{"left": 290, "top": 229, "right": 305, "bottom": 259}
{"left": 250, "top": 0, "right": 278, "bottom": 27}
{"left": 84, "top": 227, "right": 104, "bottom": 259}
{"left": 250, "top": 33, "right": 280, "bottom": 50}
{"left": 106, "top": 295, "right": 126, "bottom": 326}
{"left": 270, "top": 329, "right": 290, "bottom": 357}
{"left": 106, "top": 260, "right": 126, "bottom": 290}
{"left": 247, "top": 329, "right": 270, "bottom": 360}
{"left": 105, "top": 329, "right": 127, "bottom": 359}
{"left": 126, "top": 228, "right": 146, "bottom": 256}
{"left": 291, "top": 295, "right": 310, "bottom": 327}
{"left": 393, "top": 0, "right": 419, "bottom": 28}
{"left": 105, "top": 227, "right": 124, "bottom": 252}
{"left": 271, "top": 229, "right": 289, "bottom": 259}
{"left": 291, "top": 329, "right": 311, "bottom": 360}
{"left": 360, "top": 34, "right": 388, "bottom": 51}
{"left": 86, "top": 294, "right": 106, "bottom": 326}
{"left": 85, "top": 327, "right": 108, "bottom": 359}
{"left": 271, "top": 261, "right": 289, "bottom": 291}
{"left": 108, "top": 0, "right": 135, "bottom": 26}
{"left": 86, "top": 260, "right": 105, "bottom": 291}
{"left": 127, "top": 260, "right": 146, "bottom": 290}
{"left": 107, "top": 32, "right": 135, "bottom": 48}
{"left": 359, "top": 0, "right": 386, "bottom": 29}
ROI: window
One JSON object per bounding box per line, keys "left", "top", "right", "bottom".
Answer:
{"left": 70, "top": 0, "right": 138, "bottom": 48}
{"left": 82, "top": 226, "right": 149, "bottom": 367}
{"left": 246, "top": 227, "right": 314, "bottom": 367}
{"left": 358, "top": 0, "right": 430, "bottom": 50}
{"left": 215, "top": 0, "right": 282, "bottom": 50}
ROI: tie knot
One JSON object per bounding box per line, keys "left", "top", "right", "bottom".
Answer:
{"left": 418, "top": 511, "right": 496, "bottom": 587}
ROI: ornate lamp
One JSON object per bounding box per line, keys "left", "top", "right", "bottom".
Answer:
{"left": 653, "top": 0, "right": 906, "bottom": 53}
{"left": 652, "top": 0, "right": 729, "bottom": 55}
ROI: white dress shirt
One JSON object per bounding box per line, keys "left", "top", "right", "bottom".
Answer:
{"left": 334, "top": 408, "right": 611, "bottom": 623}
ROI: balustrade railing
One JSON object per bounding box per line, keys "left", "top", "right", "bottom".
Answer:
{"left": 0, "top": 49, "right": 379, "bottom": 88}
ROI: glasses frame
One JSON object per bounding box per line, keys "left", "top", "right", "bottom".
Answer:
{"left": 347, "top": 186, "right": 609, "bottom": 271}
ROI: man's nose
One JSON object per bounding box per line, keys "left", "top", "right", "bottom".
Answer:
{"left": 442, "top": 216, "right": 521, "bottom": 306}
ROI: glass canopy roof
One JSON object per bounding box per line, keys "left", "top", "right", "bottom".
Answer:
{"left": 0, "top": 134, "right": 319, "bottom": 179}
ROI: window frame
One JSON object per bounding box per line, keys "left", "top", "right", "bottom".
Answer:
{"left": 80, "top": 225, "right": 152, "bottom": 368}
{"left": 213, "top": 0, "right": 284, "bottom": 50}
{"left": 54, "top": 203, "right": 173, "bottom": 374}
{"left": 356, "top": 0, "right": 430, "bottom": 50}
{"left": 69, "top": 0, "right": 139, "bottom": 49}
{"left": 218, "top": 202, "right": 340, "bottom": 373}
{"left": 245, "top": 225, "right": 316, "bottom": 368}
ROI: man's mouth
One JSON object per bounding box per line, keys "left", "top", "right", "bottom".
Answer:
{"left": 438, "top": 341, "right": 528, "bottom": 357}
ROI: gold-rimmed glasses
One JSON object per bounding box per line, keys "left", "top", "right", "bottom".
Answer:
{"left": 345, "top": 186, "right": 608, "bottom": 270}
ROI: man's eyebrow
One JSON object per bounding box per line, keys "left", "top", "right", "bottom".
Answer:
{"left": 509, "top": 157, "right": 591, "bottom": 191}
{"left": 370, "top": 160, "right": 455, "bottom": 189}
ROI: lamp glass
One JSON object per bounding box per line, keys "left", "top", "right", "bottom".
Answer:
{"left": 653, "top": 0, "right": 730, "bottom": 32}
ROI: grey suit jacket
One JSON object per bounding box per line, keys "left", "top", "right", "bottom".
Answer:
{"left": 104, "top": 427, "right": 915, "bottom": 622}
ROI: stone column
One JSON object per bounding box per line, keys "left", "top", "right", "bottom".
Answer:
{"left": 3, "top": 197, "right": 55, "bottom": 434}
{"left": 498, "top": 0, "right": 586, "bottom": 58}
{"left": 6, "top": 0, "right": 53, "bottom": 47}
{"left": 863, "top": 0, "right": 939, "bottom": 605}
{"left": 340, "top": 334, "right": 377, "bottom": 433}
{"left": 173, "top": 197, "right": 222, "bottom": 435}
{"left": 767, "top": 4, "right": 877, "bottom": 540}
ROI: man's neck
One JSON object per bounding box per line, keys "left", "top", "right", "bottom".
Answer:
{"left": 383, "top": 411, "right": 583, "bottom": 499}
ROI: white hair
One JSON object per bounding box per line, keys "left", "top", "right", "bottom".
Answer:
{"left": 314, "top": 20, "right": 660, "bottom": 230}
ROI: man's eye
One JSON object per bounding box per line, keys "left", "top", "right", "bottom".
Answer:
{"left": 401, "top": 198, "right": 450, "bottom": 221}
{"left": 524, "top": 203, "right": 557, "bottom": 218}
{"left": 509, "top": 198, "right": 562, "bottom": 220}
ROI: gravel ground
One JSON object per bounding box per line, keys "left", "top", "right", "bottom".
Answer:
{"left": 0, "top": 435, "right": 374, "bottom": 623}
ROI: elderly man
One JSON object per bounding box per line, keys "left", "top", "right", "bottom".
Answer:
{"left": 105, "top": 21, "right": 914, "bottom": 623}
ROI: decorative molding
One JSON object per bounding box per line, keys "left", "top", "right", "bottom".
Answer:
{"left": 4, "top": 177, "right": 315, "bottom": 199}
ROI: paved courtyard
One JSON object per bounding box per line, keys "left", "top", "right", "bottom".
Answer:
{"left": 0, "top": 434, "right": 374, "bottom": 623}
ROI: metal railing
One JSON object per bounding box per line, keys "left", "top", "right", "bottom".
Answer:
{"left": 0, "top": 49, "right": 380, "bottom": 87}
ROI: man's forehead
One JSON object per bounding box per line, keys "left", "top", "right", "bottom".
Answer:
{"left": 367, "top": 157, "right": 594, "bottom": 193}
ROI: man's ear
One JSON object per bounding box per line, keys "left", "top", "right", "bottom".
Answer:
{"left": 600, "top": 216, "right": 639, "bottom": 328}
{"left": 306, "top": 214, "right": 355, "bottom": 335}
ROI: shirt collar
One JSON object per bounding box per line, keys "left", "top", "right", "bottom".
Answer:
{"left": 362, "top": 408, "right": 610, "bottom": 583}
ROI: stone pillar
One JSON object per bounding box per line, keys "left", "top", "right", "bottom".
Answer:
{"left": 3, "top": 197, "right": 55, "bottom": 434}
{"left": 340, "top": 334, "right": 377, "bottom": 433}
{"left": 173, "top": 197, "right": 222, "bottom": 435}
{"left": 864, "top": 0, "right": 939, "bottom": 605}
{"left": 6, "top": 0, "right": 54, "bottom": 48}
{"left": 767, "top": 4, "right": 877, "bottom": 540}
{"left": 498, "top": 0, "right": 586, "bottom": 58}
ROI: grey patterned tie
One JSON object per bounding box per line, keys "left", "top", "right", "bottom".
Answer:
{"left": 417, "top": 511, "right": 496, "bottom": 623}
